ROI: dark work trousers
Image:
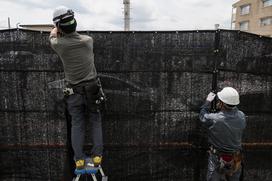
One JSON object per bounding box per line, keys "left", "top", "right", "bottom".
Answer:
{"left": 66, "top": 93, "right": 103, "bottom": 161}
{"left": 207, "top": 153, "right": 241, "bottom": 181}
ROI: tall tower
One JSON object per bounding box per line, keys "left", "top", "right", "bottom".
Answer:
{"left": 123, "top": 0, "right": 130, "bottom": 31}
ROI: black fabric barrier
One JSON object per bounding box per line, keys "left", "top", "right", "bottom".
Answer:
{"left": 0, "top": 29, "right": 271, "bottom": 181}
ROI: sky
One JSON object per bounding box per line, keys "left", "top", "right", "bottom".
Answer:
{"left": 0, "top": 0, "right": 237, "bottom": 31}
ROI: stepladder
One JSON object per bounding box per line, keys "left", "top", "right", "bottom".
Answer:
{"left": 73, "top": 166, "right": 108, "bottom": 181}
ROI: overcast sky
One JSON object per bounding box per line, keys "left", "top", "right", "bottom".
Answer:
{"left": 0, "top": 0, "right": 237, "bottom": 30}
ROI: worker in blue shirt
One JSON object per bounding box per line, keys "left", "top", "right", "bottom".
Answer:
{"left": 200, "top": 87, "right": 246, "bottom": 181}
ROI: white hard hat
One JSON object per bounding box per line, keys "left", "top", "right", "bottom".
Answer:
{"left": 53, "top": 6, "right": 74, "bottom": 24}
{"left": 217, "top": 87, "right": 240, "bottom": 105}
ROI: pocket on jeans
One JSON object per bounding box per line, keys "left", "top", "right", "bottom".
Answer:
{"left": 67, "top": 94, "right": 84, "bottom": 109}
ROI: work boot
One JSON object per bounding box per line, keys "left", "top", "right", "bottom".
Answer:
{"left": 74, "top": 159, "right": 86, "bottom": 175}
{"left": 85, "top": 157, "right": 99, "bottom": 174}
{"left": 92, "top": 156, "right": 102, "bottom": 166}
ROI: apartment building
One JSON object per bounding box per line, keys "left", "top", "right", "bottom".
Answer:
{"left": 232, "top": 0, "right": 272, "bottom": 37}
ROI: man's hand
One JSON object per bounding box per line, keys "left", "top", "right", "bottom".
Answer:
{"left": 206, "top": 92, "right": 216, "bottom": 102}
{"left": 50, "top": 27, "right": 59, "bottom": 38}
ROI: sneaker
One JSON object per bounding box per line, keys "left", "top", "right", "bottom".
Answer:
{"left": 92, "top": 156, "right": 102, "bottom": 166}
{"left": 74, "top": 159, "right": 86, "bottom": 175}
{"left": 85, "top": 157, "right": 98, "bottom": 174}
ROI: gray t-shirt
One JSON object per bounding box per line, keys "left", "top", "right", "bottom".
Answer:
{"left": 199, "top": 101, "right": 246, "bottom": 152}
{"left": 50, "top": 32, "right": 97, "bottom": 85}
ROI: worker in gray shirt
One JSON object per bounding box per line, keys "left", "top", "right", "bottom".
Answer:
{"left": 199, "top": 87, "right": 246, "bottom": 181}
{"left": 49, "top": 6, "right": 104, "bottom": 173}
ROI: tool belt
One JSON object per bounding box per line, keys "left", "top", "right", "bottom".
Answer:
{"left": 63, "top": 77, "right": 106, "bottom": 112}
{"left": 209, "top": 146, "right": 243, "bottom": 177}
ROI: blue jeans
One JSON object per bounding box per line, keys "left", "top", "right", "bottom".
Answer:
{"left": 66, "top": 93, "right": 103, "bottom": 160}
{"left": 207, "top": 153, "right": 241, "bottom": 181}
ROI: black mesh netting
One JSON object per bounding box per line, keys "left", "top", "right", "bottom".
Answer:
{"left": 0, "top": 29, "right": 271, "bottom": 181}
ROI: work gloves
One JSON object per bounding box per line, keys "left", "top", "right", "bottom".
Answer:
{"left": 206, "top": 92, "right": 216, "bottom": 102}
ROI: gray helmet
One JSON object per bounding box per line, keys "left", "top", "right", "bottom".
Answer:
{"left": 53, "top": 6, "right": 74, "bottom": 25}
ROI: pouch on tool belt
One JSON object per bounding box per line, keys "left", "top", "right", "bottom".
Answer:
{"left": 219, "top": 152, "right": 242, "bottom": 176}
{"left": 85, "top": 78, "right": 106, "bottom": 112}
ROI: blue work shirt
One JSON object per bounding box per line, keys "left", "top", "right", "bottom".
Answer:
{"left": 199, "top": 101, "right": 246, "bottom": 152}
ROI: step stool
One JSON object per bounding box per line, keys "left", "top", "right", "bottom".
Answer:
{"left": 73, "top": 166, "right": 108, "bottom": 181}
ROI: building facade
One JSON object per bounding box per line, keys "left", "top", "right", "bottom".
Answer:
{"left": 232, "top": 0, "right": 272, "bottom": 37}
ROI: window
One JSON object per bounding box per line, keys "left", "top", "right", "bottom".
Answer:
{"left": 239, "top": 21, "right": 249, "bottom": 31}
{"left": 232, "top": 7, "right": 237, "bottom": 21}
{"left": 263, "top": 0, "right": 272, "bottom": 7}
{"left": 260, "top": 17, "right": 272, "bottom": 26}
{"left": 240, "top": 4, "right": 251, "bottom": 15}
{"left": 232, "top": 7, "right": 237, "bottom": 13}
{"left": 231, "top": 22, "right": 236, "bottom": 30}
{"left": 232, "top": 15, "right": 236, "bottom": 22}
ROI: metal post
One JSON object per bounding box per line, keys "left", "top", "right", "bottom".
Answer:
{"left": 8, "top": 17, "right": 11, "bottom": 29}
{"left": 211, "top": 30, "right": 220, "bottom": 112}
{"left": 231, "top": 7, "right": 233, "bottom": 29}
{"left": 123, "top": 0, "right": 130, "bottom": 31}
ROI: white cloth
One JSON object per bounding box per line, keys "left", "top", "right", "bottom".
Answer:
{"left": 206, "top": 92, "right": 216, "bottom": 102}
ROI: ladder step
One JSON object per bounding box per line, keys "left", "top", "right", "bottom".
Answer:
{"left": 73, "top": 166, "right": 107, "bottom": 181}
{"left": 74, "top": 168, "right": 98, "bottom": 175}
{"left": 86, "top": 169, "right": 98, "bottom": 174}
{"left": 74, "top": 169, "right": 86, "bottom": 175}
